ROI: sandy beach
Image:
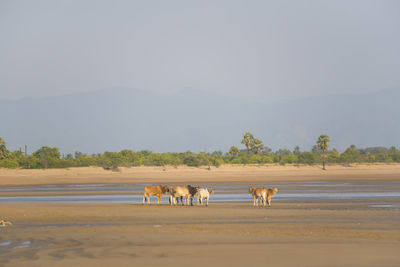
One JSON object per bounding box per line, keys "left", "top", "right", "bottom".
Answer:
{"left": 1, "top": 164, "right": 400, "bottom": 185}
{"left": 1, "top": 165, "right": 400, "bottom": 266}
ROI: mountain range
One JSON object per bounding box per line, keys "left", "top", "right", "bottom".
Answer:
{"left": 1, "top": 88, "right": 399, "bottom": 154}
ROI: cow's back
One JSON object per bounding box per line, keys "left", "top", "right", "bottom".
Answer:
{"left": 144, "top": 185, "right": 161, "bottom": 195}
{"left": 198, "top": 188, "right": 209, "bottom": 198}
{"left": 254, "top": 187, "right": 265, "bottom": 197}
{"left": 170, "top": 186, "right": 189, "bottom": 197}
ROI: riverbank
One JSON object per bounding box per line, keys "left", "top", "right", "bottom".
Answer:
{"left": 1, "top": 201, "right": 399, "bottom": 267}
{"left": 1, "top": 164, "right": 400, "bottom": 186}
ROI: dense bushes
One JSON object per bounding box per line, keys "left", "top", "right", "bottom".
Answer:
{"left": 0, "top": 158, "right": 19, "bottom": 169}
{"left": 0, "top": 136, "right": 399, "bottom": 169}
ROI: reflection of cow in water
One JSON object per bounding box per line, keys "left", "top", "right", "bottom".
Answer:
{"left": 169, "top": 185, "right": 199, "bottom": 206}
{"left": 142, "top": 185, "right": 169, "bottom": 204}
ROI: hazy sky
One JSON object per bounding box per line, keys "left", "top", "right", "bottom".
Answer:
{"left": 1, "top": 0, "right": 399, "bottom": 102}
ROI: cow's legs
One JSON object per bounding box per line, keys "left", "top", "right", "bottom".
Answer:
{"left": 206, "top": 197, "right": 209, "bottom": 206}
{"left": 142, "top": 193, "right": 146, "bottom": 204}
{"left": 171, "top": 195, "right": 178, "bottom": 205}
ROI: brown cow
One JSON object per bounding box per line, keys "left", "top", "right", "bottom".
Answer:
{"left": 249, "top": 186, "right": 279, "bottom": 207}
{"left": 249, "top": 186, "right": 265, "bottom": 206}
{"left": 260, "top": 187, "right": 278, "bottom": 207}
{"left": 143, "top": 185, "right": 169, "bottom": 204}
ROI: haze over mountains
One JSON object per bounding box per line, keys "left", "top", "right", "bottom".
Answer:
{"left": 1, "top": 87, "right": 399, "bottom": 154}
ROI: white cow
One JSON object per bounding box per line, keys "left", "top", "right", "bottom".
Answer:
{"left": 197, "top": 188, "right": 214, "bottom": 206}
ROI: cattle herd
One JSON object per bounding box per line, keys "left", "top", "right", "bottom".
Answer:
{"left": 142, "top": 185, "right": 278, "bottom": 207}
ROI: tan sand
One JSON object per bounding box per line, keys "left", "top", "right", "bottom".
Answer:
{"left": 1, "top": 202, "right": 399, "bottom": 267}
{"left": 0, "top": 165, "right": 399, "bottom": 266}
{"left": 1, "top": 164, "right": 400, "bottom": 186}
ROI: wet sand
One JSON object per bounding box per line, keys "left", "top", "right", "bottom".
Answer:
{"left": 1, "top": 165, "right": 400, "bottom": 266}
{"left": 1, "top": 201, "right": 400, "bottom": 267}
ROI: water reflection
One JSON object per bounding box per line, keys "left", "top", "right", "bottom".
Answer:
{"left": 1, "top": 181, "right": 399, "bottom": 203}
{"left": 1, "top": 192, "right": 400, "bottom": 203}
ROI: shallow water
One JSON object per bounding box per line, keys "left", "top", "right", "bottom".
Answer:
{"left": 1, "top": 181, "right": 399, "bottom": 193}
{"left": 0, "top": 183, "right": 146, "bottom": 193}
{"left": 1, "top": 192, "right": 400, "bottom": 203}
{"left": 13, "top": 241, "right": 31, "bottom": 249}
{"left": 1, "top": 181, "right": 399, "bottom": 204}
{"left": 0, "top": 241, "right": 12, "bottom": 246}
{"left": 369, "top": 204, "right": 398, "bottom": 208}
{"left": 0, "top": 240, "right": 54, "bottom": 254}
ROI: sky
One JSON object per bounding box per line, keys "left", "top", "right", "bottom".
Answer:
{"left": 0, "top": 0, "right": 399, "bottom": 102}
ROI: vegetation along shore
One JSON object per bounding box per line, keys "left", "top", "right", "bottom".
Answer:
{"left": 1, "top": 133, "right": 400, "bottom": 170}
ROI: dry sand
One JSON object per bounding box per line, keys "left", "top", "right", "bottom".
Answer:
{"left": 1, "top": 164, "right": 400, "bottom": 185}
{"left": 1, "top": 165, "right": 400, "bottom": 266}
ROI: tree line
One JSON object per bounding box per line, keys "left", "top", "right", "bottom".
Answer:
{"left": 0, "top": 134, "right": 399, "bottom": 170}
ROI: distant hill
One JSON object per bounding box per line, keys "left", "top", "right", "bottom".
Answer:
{"left": 1, "top": 88, "right": 399, "bottom": 154}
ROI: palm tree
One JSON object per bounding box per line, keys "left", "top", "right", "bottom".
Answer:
{"left": 241, "top": 132, "right": 254, "bottom": 154}
{"left": 317, "top": 134, "right": 331, "bottom": 170}
{"left": 252, "top": 138, "right": 264, "bottom": 154}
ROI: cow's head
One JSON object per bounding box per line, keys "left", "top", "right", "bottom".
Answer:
{"left": 207, "top": 188, "right": 214, "bottom": 194}
{"left": 187, "top": 185, "right": 199, "bottom": 195}
{"left": 162, "top": 185, "right": 169, "bottom": 193}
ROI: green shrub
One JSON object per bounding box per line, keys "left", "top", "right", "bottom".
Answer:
{"left": 0, "top": 158, "right": 19, "bottom": 169}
